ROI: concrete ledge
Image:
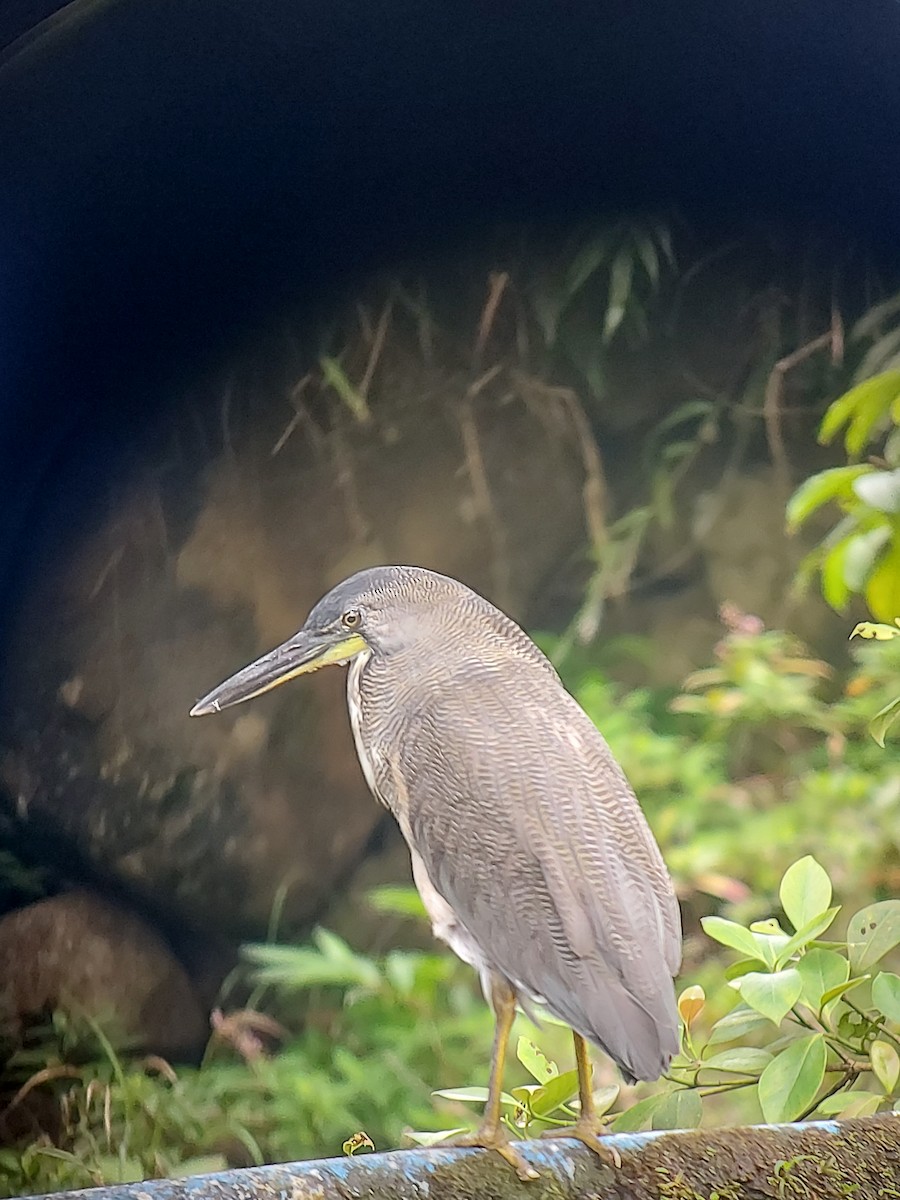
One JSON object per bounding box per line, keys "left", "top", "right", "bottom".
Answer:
{"left": 24, "top": 1115, "right": 900, "bottom": 1200}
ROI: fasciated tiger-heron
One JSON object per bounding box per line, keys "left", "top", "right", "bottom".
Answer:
{"left": 191, "top": 565, "right": 681, "bottom": 1178}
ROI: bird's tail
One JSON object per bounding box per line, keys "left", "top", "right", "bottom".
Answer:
{"left": 549, "top": 971, "right": 679, "bottom": 1084}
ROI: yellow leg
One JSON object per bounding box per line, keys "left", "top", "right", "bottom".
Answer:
{"left": 440, "top": 975, "right": 539, "bottom": 1181}
{"left": 481, "top": 974, "right": 517, "bottom": 1137}
{"left": 574, "top": 1032, "right": 596, "bottom": 1122}
{"left": 540, "top": 1033, "right": 621, "bottom": 1168}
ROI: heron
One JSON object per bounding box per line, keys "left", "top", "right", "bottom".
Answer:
{"left": 191, "top": 565, "right": 681, "bottom": 1178}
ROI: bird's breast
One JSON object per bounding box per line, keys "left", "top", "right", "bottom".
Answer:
{"left": 346, "top": 649, "right": 385, "bottom": 802}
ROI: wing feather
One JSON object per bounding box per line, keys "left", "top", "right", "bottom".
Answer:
{"left": 398, "top": 661, "right": 681, "bottom": 1082}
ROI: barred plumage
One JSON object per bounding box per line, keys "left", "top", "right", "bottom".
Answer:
{"left": 191, "top": 564, "right": 682, "bottom": 1175}
{"left": 341, "top": 566, "right": 681, "bottom": 1082}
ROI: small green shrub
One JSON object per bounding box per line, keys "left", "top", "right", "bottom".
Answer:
{"left": 562, "top": 612, "right": 900, "bottom": 916}
{"left": 0, "top": 922, "right": 496, "bottom": 1197}
{"left": 847, "top": 619, "right": 900, "bottom": 745}
{"left": 788, "top": 297, "right": 900, "bottom": 621}
{"left": 422, "top": 857, "right": 900, "bottom": 1139}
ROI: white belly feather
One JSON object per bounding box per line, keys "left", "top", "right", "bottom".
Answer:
{"left": 346, "top": 652, "right": 490, "bottom": 989}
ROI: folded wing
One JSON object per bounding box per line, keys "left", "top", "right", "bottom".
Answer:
{"left": 400, "top": 665, "right": 681, "bottom": 1082}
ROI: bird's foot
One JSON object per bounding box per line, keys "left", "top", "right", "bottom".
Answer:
{"left": 440, "top": 1125, "right": 540, "bottom": 1181}
{"left": 540, "top": 1118, "right": 622, "bottom": 1168}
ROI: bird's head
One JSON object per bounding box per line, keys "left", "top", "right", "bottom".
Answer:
{"left": 189, "top": 565, "right": 465, "bottom": 716}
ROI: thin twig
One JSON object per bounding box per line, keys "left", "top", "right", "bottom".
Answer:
{"left": 393, "top": 282, "right": 434, "bottom": 363}
{"left": 791, "top": 1006, "right": 869, "bottom": 1071}
{"left": 844, "top": 995, "right": 900, "bottom": 1055}
{"left": 468, "top": 363, "right": 504, "bottom": 399}
{"left": 697, "top": 1079, "right": 757, "bottom": 1097}
{"left": 356, "top": 303, "right": 374, "bottom": 345}
{"left": 270, "top": 408, "right": 304, "bottom": 458}
{"left": 474, "top": 271, "right": 510, "bottom": 366}
{"left": 271, "top": 375, "right": 323, "bottom": 458}
{"left": 1, "top": 1065, "right": 82, "bottom": 1118}
{"left": 831, "top": 302, "right": 845, "bottom": 366}
{"left": 795, "top": 1067, "right": 858, "bottom": 1123}
{"left": 512, "top": 373, "right": 608, "bottom": 556}
{"left": 359, "top": 296, "right": 394, "bottom": 400}
{"left": 763, "top": 330, "right": 834, "bottom": 493}
{"left": 331, "top": 426, "right": 369, "bottom": 543}
{"left": 88, "top": 545, "right": 125, "bottom": 600}
{"left": 457, "top": 392, "right": 511, "bottom": 605}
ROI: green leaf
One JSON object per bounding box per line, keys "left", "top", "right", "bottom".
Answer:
{"left": 752, "top": 918, "right": 790, "bottom": 936}
{"left": 850, "top": 291, "right": 900, "bottom": 340}
{"left": 872, "top": 972, "right": 900, "bottom": 1023}
{"left": 871, "top": 696, "right": 900, "bottom": 747}
{"left": 706, "top": 1006, "right": 772, "bottom": 1045}
{"left": 850, "top": 620, "right": 900, "bottom": 639}
{"left": 855, "top": 322, "right": 900, "bottom": 379}
{"left": 848, "top": 901, "right": 900, "bottom": 973}
{"left": 589, "top": 1085, "right": 621, "bottom": 1119}
{"left": 750, "top": 931, "right": 791, "bottom": 970}
{"left": 516, "top": 1036, "right": 557, "bottom": 1083}
{"left": 319, "top": 356, "right": 371, "bottom": 424}
{"left": 610, "top": 1092, "right": 667, "bottom": 1132}
{"left": 866, "top": 538, "right": 900, "bottom": 622}
{"left": 725, "top": 957, "right": 762, "bottom": 982}
{"left": 816, "top": 1090, "right": 881, "bottom": 1117}
{"left": 634, "top": 233, "right": 660, "bottom": 286}
{"left": 821, "top": 534, "right": 854, "bottom": 610}
{"left": 649, "top": 399, "right": 716, "bottom": 447}
{"left": 602, "top": 248, "right": 634, "bottom": 342}
{"left": 795, "top": 948, "right": 850, "bottom": 1010}
{"left": 656, "top": 224, "right": 675, "bottom": 268}
{"left": 776, "top": 908, "right": 842, "bottom": 967}
{"left": 700, "top": 1048, "right": 773, "bottom": 1075}
{"left": 701, "top": 916, "right": 767, "bottom": 962}
{"left": 871, "top": 1040, "right": 900, "bottom": 1094}
{"left": 846, "top": 1094, "right": 883, "bottom": 1117}
{"left": 853, "top": 469, "right": 900, "bottom": 514}
{"left": 819, "top": 976, "right": 870, "bottom": 1007}
{"left": 735, "top": 969, "right": 802, "bottom": 1026}
{"left": 780, "top": 856, "right": 832, "bottom": 932}
{"left": 528, "top": 1070, "right": 581, "bottom": 1118}
{"left": 405, "top": 1129, "right": 468, "bottom": 1147}
{"left": 819, "top": 371, "right": 900, "bottom": 456}
{"left": 758, "top": 1034, "right": 827, "bottom": 1123}
{"left": 367, "top": 886, "right": 428, "bottom": 919}
{"left": 433, "top": 1087, "right": 515, "bottom": 1106}
{"left": 564, "top": 235, "right": 610, "bottom": 301}
{"left": 650, "top": 1088, "right": 703, "bottom": 1131}
{"left": 383, "top": 951, "right": 418, "bottom": 995}
{"left": 786, "top": 465, "right": 874, "bottom": 529}
{"left": 243, "top": 937, "right": 381, "bottom": 991}
{"left": 844, "top": 526, "right": 892, "bottom": 592}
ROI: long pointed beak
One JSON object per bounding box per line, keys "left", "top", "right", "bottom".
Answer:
{"left": 189, "top": 629, "right": 368, "bottom": 716}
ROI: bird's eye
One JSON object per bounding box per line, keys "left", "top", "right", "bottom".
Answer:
{"left": 341, "top": 609, "right": 361, "bottom": 629}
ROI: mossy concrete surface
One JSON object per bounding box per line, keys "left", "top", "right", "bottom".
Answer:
{"left": 26, "top": 1116, "right": 900, "bottom": 1200}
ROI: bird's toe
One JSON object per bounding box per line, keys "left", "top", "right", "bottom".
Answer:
{"left": 541, "top": 1120, "right": 622, "bottom": 1169}
{"left": 437, "top": 1127, "right": 540, "bottom": 1181}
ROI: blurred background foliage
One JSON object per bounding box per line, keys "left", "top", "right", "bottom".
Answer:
{"left": 2, "top": 616, "right": 898, "bottom": 1195}
{"left": 2, "top": 215, "right": 900, "bottom": 1194}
